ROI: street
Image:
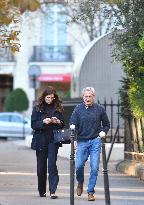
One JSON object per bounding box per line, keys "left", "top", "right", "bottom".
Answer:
{"left": 0, "top": 139, "right": 144, "bottom": 205}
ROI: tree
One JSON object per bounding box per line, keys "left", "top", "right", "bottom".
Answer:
{"left": 74, "top": 0, "right": 144, "bottom": 152}
{"left": 65, "top": 0, "right": 114, "bottom": 45}
{"left": 139, "top": 35, "right": 144, "bottom": 50}
{"left": 4, "top": 88, "right": 29, "bottom": 112}
{"left": 0, "top": 0, "right": 115, "bottom": 51}
{"left": 0, "top": 0, "right": 40, "bottom": 52}
{"left": 107, "top": 0, "right": 144, "bottom": 153}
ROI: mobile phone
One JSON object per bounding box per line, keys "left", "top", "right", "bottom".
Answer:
{"left": 52, "top": 117, "right": 57, "bottom": 119}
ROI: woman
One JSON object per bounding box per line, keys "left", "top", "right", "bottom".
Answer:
{"left": 31, "top": 86, "right": 64, "bottom": 199}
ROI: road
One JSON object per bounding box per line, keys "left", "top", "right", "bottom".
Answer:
{"left": 0, "top": 139, "right": 144, "bottom": 205}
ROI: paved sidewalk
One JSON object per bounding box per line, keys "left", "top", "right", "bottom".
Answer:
{"left": 0, "top": 139, "right": 144, "bottom": 205}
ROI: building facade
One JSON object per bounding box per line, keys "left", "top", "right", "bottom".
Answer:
{"left": 0, "top": 4, "right": 73, "bottom": 114}
{"left": 71, "top": 32, "right": 124, "bottom": 103}
{"left": 0, "top": 6, "right": 123, "bottom": 119}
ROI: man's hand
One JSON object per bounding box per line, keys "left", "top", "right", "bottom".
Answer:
{"left": 99, "top": 131, "right": 106, "bottom": 138}
{"left": 74, "top": 141, "right": 77, "bottom": 149}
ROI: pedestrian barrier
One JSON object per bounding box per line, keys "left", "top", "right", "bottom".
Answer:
{"left": 101, "top": 125, "right": 119, "bottom": 205}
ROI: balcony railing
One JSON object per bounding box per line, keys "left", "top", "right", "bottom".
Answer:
{"left": 0, "top": 48, "right": 15, "bottom": 62}
{"left": 30, "top": 46, "right": 73, "bottom": 62}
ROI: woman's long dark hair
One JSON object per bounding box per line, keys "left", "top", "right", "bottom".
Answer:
{"left": 35, "top": 86, "right": 63, "bottom": 112}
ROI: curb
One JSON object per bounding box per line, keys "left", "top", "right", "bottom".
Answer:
{"left": 116, "top": 160, "right": 144, "bottom": 180}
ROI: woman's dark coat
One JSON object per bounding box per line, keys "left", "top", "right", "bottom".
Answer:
{"left": 31, "top": 106, "right": 64, "bottom": 150}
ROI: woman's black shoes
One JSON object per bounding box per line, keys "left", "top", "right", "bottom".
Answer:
{"left": 50, "top": 193, "right": 58, "bottom": 199}
{"left": 39, "top": 192, "right": 58, "bottom": 199}
{"left": 39, "top": 193, "right": 46, "bottom": 197}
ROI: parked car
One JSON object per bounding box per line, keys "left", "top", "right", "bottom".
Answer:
{"left": 0, "top": 112, "right": 32, "bottom": 139}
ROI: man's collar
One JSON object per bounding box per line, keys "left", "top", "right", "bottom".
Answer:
{"left": 83, "top": 102, "right": 95, "bottom": 109}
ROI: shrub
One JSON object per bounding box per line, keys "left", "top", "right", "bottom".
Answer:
{"left": 4, "top": 88, "right": 29, "bottom": 112}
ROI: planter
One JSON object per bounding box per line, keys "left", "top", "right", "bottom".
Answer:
{"left": 117, "top": 151, "right": 144, "bottom": 180}
{"left": 124, "top": 151, "right": 144, "bottom": 162}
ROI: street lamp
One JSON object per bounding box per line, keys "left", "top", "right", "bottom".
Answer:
{"left": 28, "top": 65, "right": 41, "bottom": 101}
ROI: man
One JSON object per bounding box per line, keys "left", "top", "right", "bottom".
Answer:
{"left": 70, "top": 87, "right": 110, "bottom": 201}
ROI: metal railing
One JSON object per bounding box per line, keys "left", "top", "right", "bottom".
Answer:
{"left": 30, "top": 45, "right": 73, "bottom": 62}
{"left": 0, "top": 48, "right": 15, "bottom": 62}
{"left": 98, "top": 98, "right": 124, "bottom": 143}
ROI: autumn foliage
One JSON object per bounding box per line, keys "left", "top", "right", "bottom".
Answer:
{"left": 0, "top": 0, "right": 40, "bottom": 52}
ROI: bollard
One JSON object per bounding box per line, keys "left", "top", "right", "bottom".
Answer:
{"left": 101, "top": 137, "right": 111, "bottom": 205}
{"left": 70, "top": 124, "right": 75, "bottom": 205}
{"left": 22, "top": 116, "right": 26, "bottom": 139}
{"left": 101, "top": 125, "right": 119, "bottom": 205}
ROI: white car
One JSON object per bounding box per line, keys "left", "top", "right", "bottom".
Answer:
{"left": 0, "top": 112, "right": 32, "bottom": 139}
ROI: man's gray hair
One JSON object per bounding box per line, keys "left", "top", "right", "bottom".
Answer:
{"left": 82, "top": 87, "right": 95, "bottom": 96}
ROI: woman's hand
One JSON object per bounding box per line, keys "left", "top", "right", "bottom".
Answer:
{"left": 43, "top": 118, "right": 52, "bottom": 124}
{"left": 51, "top": 117, "right": 61, "bottom": 124}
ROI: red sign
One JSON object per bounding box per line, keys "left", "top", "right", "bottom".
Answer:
{"left": 38, "top": 73, "right": 71, "bottom": 83}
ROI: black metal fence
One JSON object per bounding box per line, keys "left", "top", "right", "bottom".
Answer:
{"left": 63, "top": 99, "right": 124, "bottom": 143}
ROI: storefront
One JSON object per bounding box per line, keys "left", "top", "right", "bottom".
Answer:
{"left": 0, "top": 48, "right": 15, "bottom": 111}
{"left": 38, "top": 73, "right": 71, "bottom": 99}
{"left": 0, "top": 75, "right": 13, "bottom": 111}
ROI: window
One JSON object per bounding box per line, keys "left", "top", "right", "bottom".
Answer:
{"left": 0, "top": 115, "right": 10, "bottom": 122}
{"left": 42, "top": 4, "right": 66, "bottom": 46}
{"left": 11, "top": 115, "right": 23, "bottom": 123}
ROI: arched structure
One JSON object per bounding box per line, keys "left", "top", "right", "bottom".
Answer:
{"left": 71, "top": 32, "right": 124, "bottom": 103}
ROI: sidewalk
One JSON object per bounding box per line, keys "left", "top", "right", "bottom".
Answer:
{"left": 0, "top": 140, "right": 144, "bottom": 205}
{"left": 25, "top": 135, "right": 144, "bottom": 180}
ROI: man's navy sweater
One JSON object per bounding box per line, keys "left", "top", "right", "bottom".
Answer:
{"left": 70, "top": 102, "right": 110, "bottom": 140}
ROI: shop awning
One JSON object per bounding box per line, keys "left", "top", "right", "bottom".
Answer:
{"left": 38, "top": 73, "right": 71, "bottom": 83}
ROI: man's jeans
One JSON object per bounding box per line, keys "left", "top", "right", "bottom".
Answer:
{"left": 76, "top": 137, "right": 101, "bottom": 194}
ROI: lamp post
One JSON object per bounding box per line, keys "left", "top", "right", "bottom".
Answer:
{"left": 28, "top": 65, "right": 41, "bottom": 102}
